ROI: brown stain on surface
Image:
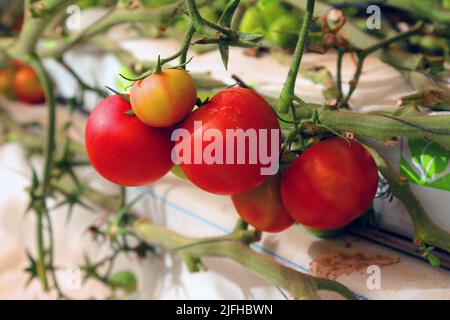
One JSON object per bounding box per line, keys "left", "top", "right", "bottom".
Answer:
{"left": 310, "top": 251, "right": 400, "bottom": 280}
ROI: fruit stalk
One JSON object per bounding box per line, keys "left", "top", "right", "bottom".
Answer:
{"left": 278, "top": 0, "right": 315, "bottom": 114}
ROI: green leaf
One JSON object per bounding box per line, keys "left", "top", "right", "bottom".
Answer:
{"left": 237, "top": 31, "right": 264, "bottom": 42}
{"left": 219, "top": 0, "right": 240, "bottom": 28}
{"left": 408, "top": 138, "right": 449, "bottom": 182}
{"left": 218, "top": 41, "right": 229, "bottom": 70}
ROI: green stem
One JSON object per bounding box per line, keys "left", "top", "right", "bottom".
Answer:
{"left": 29, "top": 55, "right": 56, "bottom": 202}
{"left": 35, "top": 208, "right": 48, "bottom": 291}
{"left": 10, "top": 0, "right": 73, "bottom": 57}
{"left": 133, "top": 220, "right": 357, "bottom": 300}
{"left": 336, "top": 48, "right": 344, "bottom": 103}
{"left": 59, "top": 58, "right": 108, "bottom": 97}
{"left": 339, "top": 22, "right": 424, "bottom": 108}
{"left": 39, "top": 1, "right": 212, "bottom": 58}
{"left": 339, "top": 53, "right": 363, "bottom": 108}
{"left": 277, "top": 0, "right": 315, "bottom": 114}
{"left": 28, "top": 52, "right": 59, "bottom": 291}
{"left": 364, "top": 21, "right": 424, "bottom": 56}
{"left": 293, "top": 104, "right": 450, "bottom": 150}
{"left": 185, "top": 0, "right": 223, "bottom": 38}
{"left": 160, "top": 24, "right": 196, "bottom": 68}
{"left": 28, "top": 53, "right": 57, "bottom": 291}
{"left": 186, "top": 0, "right": 203, "bottom": 22}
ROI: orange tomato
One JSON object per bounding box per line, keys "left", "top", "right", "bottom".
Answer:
{"left": 130, "top": 69, "right": 197, "bottom": 127}
{"left": 13, "top": 66, "right": 45, "bottom": 104}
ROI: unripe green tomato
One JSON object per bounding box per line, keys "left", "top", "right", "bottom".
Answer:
{"left": 256, "top": 0, "right": 290, "bottom": 28}
{"left": 171, "top": 164, "right": 189, "bottom": 180}
{"left": 107, "top": 271, "right": 137, "bottom": 293}
{"left": 239, "top": 7, "right": 266, "bottom": 35}
{"left": 443, "top": 0, "right": 450, "bottom": 9}
{"left": 305, "top": 226, "right": 345, "bottom": 238}
{"left": 418, "top": 35, "right": 446, "bottom": 52}
{"left": 267, "top": 15, "right": 301, "bottom": 48}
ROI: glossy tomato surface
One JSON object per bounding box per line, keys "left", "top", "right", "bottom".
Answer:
{"left": 13, "top": 66, "right": 45, "bottom": 104}
{"left": 85, "top": 95, "right": 173, "bottom": 186}
{"left": 130, "top": 69, "right": 196, "bottom": 127}
{"left": 177, "top": 87, "right": 281, "bottom": 195}
{"left": 281, "top": 137, "right": 378, "bottom": 230}
{"left": 232, "top": 174, "right": 294, "bottom": 232}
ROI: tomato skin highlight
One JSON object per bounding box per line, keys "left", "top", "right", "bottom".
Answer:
{"left": 130, "top": 69, "right": 197, "bottom": 127}
{"left": 13, "top": 66, "right": 45, "bottom": 104}
{"left": 232, "top": 174, "right": 294, "bottom": 233}
{"left": 177, "top": 87, "right": 281, "bottom": 195}
{"left": 85, "top": 95, "right": 174, "bottom": 187}
{"left": 281, "top": 137, "right": 378, "bottom": 230}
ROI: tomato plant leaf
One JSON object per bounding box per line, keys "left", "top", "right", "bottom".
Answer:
{"left": 408, "top": 138, "right": 449, "bottom": 182}
{"left": 219, "top": 0, "right": 240, "bottom": 28}
{"left": 218, "top": 41, "right": 229, "bottom": 70}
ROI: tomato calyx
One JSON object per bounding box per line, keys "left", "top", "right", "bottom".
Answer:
{"left": 119, "top": 56, "right": 194, "bottom": 83}
{"left": 195, "top": 96, "right": 210, "bottom": 108}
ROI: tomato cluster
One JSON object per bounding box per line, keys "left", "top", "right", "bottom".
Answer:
{"left": 85, "top": 68, "right": 379, "bottom": 234}
{"left": 0, "top": 60, "right": 45, "bottom": 105}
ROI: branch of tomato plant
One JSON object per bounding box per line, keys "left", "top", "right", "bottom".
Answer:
{"left": 133, "top": 220, "right": 358, "bottom": 300}
{"left": 366, "top": 144, "right": 450, "bottom": 253}
{"left": 58, "top": 57, "right": 109, "bottom": 98}
{"left": 379, "top": 50, "right": 450, "bottom": 111}
{"left": 338, "top": 22, "right": 424, "bottom": 108}
{"left": 26, "top": 52, "right": 59, "bottom": 292}
{"left": 39, "top": 0, "right": 215, "bottom": 59}
{"left": 9, "top": 0, "right": 74, "bottom": 57}
{"left": 291, "top": 103, "right": 450, "bottom": 151}
{"left": 277, "top": 0, "right": 315, "bottom": 114}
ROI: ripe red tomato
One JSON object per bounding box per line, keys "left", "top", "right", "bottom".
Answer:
{"left": 232, "top": 174, "right": 294, "bottom": 232}
{"left": 130, "top": 69, "right": 197, "bottom": 127}
{"left": 85, "top": 95, "right": 174, "bottom": 186}
{"left": 281, "top": 137, "right": 378, "bottom": 230}
{"left": 177, "top": 87, "right": 281, "bottom": 195}
{"left": 13, "top": 66, "right": 45, "bottom": 104}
